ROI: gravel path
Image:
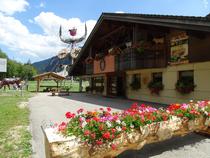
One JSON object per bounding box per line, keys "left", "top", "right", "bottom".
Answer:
{"left": 29, "top": 93, "right": 210, "bottom": 158}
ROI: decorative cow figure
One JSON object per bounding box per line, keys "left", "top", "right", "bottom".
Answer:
{"left": 0, "top": 78, "right": 22, "bottom": 90}
{"left": 59, "top": 23, "right": 87, "bottom": 59}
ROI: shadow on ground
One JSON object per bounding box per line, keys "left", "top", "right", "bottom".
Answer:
{"left": 55, "top": 93, "right": 167, "bottom": 110}
{"left": 119, "top": 133, "right": 206, "bottom": 158}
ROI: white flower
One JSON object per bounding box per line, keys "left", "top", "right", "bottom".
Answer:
{"left": 166, "top": 110, "right": 170, "bottom": 113}
{"left": 116, "top": 126, "right": 122, "bottom": 132}
{"left": 121, "top": 121, "right": 126, "bottom": 126}
{"left": 81, "top": 121, "right": 87, "bottom": 128}
{"left": 106, "top": 121, "right": 112, "bottom": 128}
{"left": 130, "top": 124, "right": 134, "bottom": 128}
{"left": 116, "top": 120, "right": 121, "bottom": 124}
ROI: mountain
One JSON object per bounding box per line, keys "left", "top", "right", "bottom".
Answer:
{"left": 33, "top": 54, "right": 72, "bottom": 73}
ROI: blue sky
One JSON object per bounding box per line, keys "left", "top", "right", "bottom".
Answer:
{"left": 0, "top": 0, "right": 209, "bottom": 63}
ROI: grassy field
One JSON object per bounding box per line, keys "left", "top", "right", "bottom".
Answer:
{"left": 28, "top": 80, "right": 89, "bottom": 92}
{"left": 0, "top": 80, "right": 86, "bottom": 157}
{"left": 0, "top": 90, "right": 32, "bottom": 158}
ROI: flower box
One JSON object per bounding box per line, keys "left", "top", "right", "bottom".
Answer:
{"left": 43, "top": 101, "right": 210, "bottom": 158}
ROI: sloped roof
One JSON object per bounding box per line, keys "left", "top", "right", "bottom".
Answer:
{"left": 69, "top": 12, "right": 210, "bottom": 76}
{"left": 33, "top": 72, "right": 65, "bottom": 80}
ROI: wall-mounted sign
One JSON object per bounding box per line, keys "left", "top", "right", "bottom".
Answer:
{"left": 100, "top": 59, "right": 106, "bottom": 71}
{"left": 0, "top": 58, "right": 7, "bottom": 72}
{"left": 94, "top": 55, "right": 115, "bottom": 74}
{"left": 170, "top": 33, "right": 189, "bottom": 65}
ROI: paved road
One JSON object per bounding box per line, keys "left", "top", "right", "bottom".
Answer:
{"left": 29, "top": 93, "right": 210, "bottom": 158}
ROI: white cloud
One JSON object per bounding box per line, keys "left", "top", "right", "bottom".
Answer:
{"left": 0, "top": 0, "right": 29, "bottom": 15}
{"left": 202, "top": 0, "right": 209, "bottom": 9}
{"left": 39, "top": 2, "right": 45, "bottom": 8}
{"left": 0, "top": 12, "right": 96, "bottom": 62}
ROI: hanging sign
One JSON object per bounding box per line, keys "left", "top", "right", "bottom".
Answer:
{"left": 170, "top": 33, "right": 189, "bottom": 65}
{"left": 0, "top": 58, "right": 7, "bottom": 72}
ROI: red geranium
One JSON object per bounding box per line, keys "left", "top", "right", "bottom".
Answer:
{"left": 84, "top": 130, "right": 90, "bottom": 136}
{"left": 96, "top": 140, "right": 103, "bottom": 145}
{"left": 58, "top": 122, "right": 67, "bottom": 131}
{"left": 77, "top": 108, "right": 84, "bottom": 114}
{"left": 111, "top": 144, "right": 117, "bottom": 150}
{"left": 65, "top": 112, "right": 75, "bottom": 119}
{"left": 107, "top": 107, "right": 112, "bottom": 112}
{"left": 102, "top": 131, "right": 110, "bottom": 139}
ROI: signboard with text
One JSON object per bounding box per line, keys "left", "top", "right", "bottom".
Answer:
{"left": 0, "top": 58, "right": 7, "bottom": 72}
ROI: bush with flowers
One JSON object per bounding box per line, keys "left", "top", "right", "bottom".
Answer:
{"left": 56, "top": 101, "right": 210, "bottom": 155}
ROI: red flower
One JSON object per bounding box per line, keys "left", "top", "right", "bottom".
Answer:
{"left": 131, "top": 103, "right": 138, "bottom": 109}
{"left": 96, "top": 140, "right": 103, "bottom": 145}
{"left": 84, "top": 130, "right": 90, "bottom": 136}
{"left": 99, "top": 108, "right": 104, "bottom": 111}
{"left": 99, "top": 124, "right": 104, "bottom": 131}
{"left": 111, "top": 128, "right": 116, "bottom": 133}
{"left": 93, "top": 117, "right": 100, "bottom": 122}
{"left": 65, "top": 112, "right": 75, "bottom": 119}
{"left": 122, "top": 126, "right": 127, "bottom": 131}
{"left": 107, "top": 107, "right": 112, "bottom": 112}
{"left": 102, "top": 131, "right": 110, "bottom": 139}
{"left": 113, "top": 115, "right": 118, "bottom": 121}
{"left": 111, "top": 144, "right": 117, "bottom": 150}
{"left": 58, "top": 122, "right": 67, "bottom": 131}
{"left": 91, "top": 133, "right": 96, "bottom": 139}
{"left": 77, "top": 108, "right": 84, "bottom": 114}
{"left": 86, "top": 119, "right": 90, "bottom": 123}
{"left": 111, "top": 134, "right": 115, "bottom": 139}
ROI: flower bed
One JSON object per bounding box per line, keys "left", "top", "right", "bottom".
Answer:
{"left": 45, "top": 101, "right": 210, "bottom": 158}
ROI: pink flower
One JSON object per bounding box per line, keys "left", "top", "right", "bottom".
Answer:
{"left": 84, "top": 130, "right": 90, "bottom": 136}
{"left": 111, "top": 144, "right": 117, "bottom": 150}
{"left": 107, "top": 107, "right": 112, "bottom": 112}
{"left": 77, "top": 108, "right": 84, "bottom": 114}
{"left": 58, "top": 122, "right": 67, "bottom": 131}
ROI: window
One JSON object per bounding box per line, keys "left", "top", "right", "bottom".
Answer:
{"left": 179, "top": 70, "right": 194, "bottom": 83}
{"left": 176, "top": 70, "right": 195, "bottom": 94}
{"left": 130, "top": 74, "right": 141, "bottom": 90}
{"left": 92, "top": 76, "right": 104, "bottom": 93}
{"left": 152, "top": 72, "right": 163, "bottom": 83}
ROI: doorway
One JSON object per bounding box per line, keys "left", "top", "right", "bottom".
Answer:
{"left": 107, "top": 73, "right": 126, "bottom": 97}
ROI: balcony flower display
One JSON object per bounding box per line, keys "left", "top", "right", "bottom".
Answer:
{"left": 148, "top": 81, "right": 164, "bottom": 95}
{"left": 175, "top": 79, "right": 196, "bottom": 94}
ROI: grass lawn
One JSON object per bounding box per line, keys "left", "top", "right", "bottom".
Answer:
{"left": 28, "top": 80, "right": 89, "bottom": 92}
{"left": 0, "top": 90, "right": 32, "bottom": 158}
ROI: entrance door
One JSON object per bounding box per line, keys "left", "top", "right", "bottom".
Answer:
{"left": 107, "top": 73, "right": 126, "bottom": 97}
{"left": 107, "top": 75, "right": 117, "bottom": 97}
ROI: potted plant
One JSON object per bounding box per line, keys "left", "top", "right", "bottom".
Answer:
{"left": 130, "top": 75, "right": 141, "bottom": 90}
{"left": 148, "top": 81, "right": 164, "bottom": 95}
{"left": 175, "top": 79, "right": 196, "bottom": 94}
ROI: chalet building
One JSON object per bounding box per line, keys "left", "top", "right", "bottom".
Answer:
{"left": 69, "top": 13, "right": 210, "bottom": 104}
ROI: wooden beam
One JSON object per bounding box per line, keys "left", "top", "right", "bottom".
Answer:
{"left": 98, "top": 26, "right": 125, "bottom": 41}
{"left": 37, "top": 80, "right": 40, "bottom": 92}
